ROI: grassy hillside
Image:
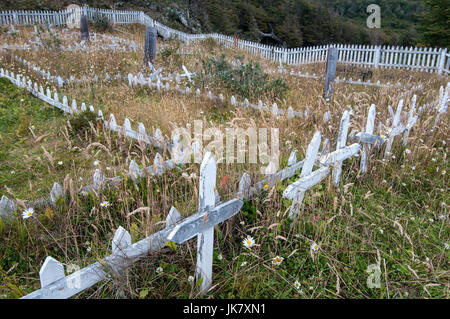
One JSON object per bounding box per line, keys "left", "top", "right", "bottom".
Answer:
{"left": 0, "top": 25, "right": 448, "bottom": 299}
{"left": 0, "top": 0, "right": 436, "bottom": 47}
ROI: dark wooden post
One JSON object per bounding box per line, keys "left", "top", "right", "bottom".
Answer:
{"left": 144, "top": 26, "right": 157, "bottom": 64}
{"left": 80, "top": 15, "right": 89, "bottom": 41}
{"left": 323, "top": 47, "right": 338, "bottom": 101}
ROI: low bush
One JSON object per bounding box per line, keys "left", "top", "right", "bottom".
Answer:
{"left": 196, "top": 54, "right": 289, "bottom": 100}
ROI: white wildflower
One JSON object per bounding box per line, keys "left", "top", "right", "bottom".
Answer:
{"left": 272, "top": 256, "right": 284, "bottom": 266}
{"left": 242, "top": 236, "right": 256, "bottom": 248}
{"left": 22, "top": 208, "right": 34, "bottom": 219}
{"left": 100, "top": 201, "right": 110, "bottom": 208}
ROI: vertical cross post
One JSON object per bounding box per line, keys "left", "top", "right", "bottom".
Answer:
{"left": 289, "top": 131, "right": 321, "bottom": 219}
{"left": 360, "top": 104, "right": 376, "bottom": 173}
{"left": 384, "top": 99, "right": 404, "bottom": 158}
{"left": 196, "top": 152, "right": 217, "bottom": 295}
{"left": 333, "top": 110, "right": 350, "bottom": 185}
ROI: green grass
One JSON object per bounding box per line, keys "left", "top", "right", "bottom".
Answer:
{"left": 0, "top": 77, "right": 68, "bottom": 199}
{"left": 72, "top": 143, "right": 449, "bottom": 299}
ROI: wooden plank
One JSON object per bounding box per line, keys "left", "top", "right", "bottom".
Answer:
{"left": 323, "top": 47, "right": 338, "bottom": 101}
{"left": 332, "top": 110, "right": 350, "bottom": 186}
{"left": 283, "top": 166, "right": 330, "bottom": 200}
{"left": 195, "top": 152, "right": 216, "bottom": 295}
{"left": 288, "top": 131, "right": 321, "bottom": 219}
{"left": 360, "top": 104, "right": 376, "bottom": 173}
{"left": 167, "top": 199, "right": 243, "bottom": 244}
{"left": 144, "top": 26, "right": 157, "bottom": 64}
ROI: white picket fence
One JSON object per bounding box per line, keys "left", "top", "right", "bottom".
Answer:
{"left": 0, "top": 6, "right": 449, "bottom": 75}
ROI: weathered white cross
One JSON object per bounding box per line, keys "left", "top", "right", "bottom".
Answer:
{"left": 21, "top": 152, "right": 243, "bottom": 299}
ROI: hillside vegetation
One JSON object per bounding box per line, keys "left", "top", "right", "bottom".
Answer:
{"left": 1, "top": 0, "right": 446, "bottom": 48}
{"left": 0, "top": 24, "right": 448, "bottom": 299}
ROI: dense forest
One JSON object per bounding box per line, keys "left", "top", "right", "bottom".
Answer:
{"left": 1, "top": 0, "right": 448, "bottom": 48}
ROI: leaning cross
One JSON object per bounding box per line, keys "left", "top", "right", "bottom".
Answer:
{"left": 166, "top": 152, "right": 242, "bottom": 295}
{"left": 384, "top": 99, "right": 405, "bottom": 158}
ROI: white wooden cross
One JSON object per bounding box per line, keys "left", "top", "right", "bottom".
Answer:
{"left": 357, "top": 104, "right": 385, "bottom": 173}
{"left": 331, "top": 110, "right": 350, "bottom": 186}
{"left": 181, "top": 65, "right": 193, "bottom": 83}
{"left": 166, "top": 152, "right": 243, "bottom": 295}
{"left": 384, "top": 99, "right": 405, "bottom": 159}
{"left": 403, "top": 95, "right": 418, "bottom": 146}
{"left": 176, "top": 151, "right": 214, "bottom": 294}
{"left": 285, "top": 131, "right": 323, "bottom": 220}
{"left": 22, "top": 152, "right": 243, "bottom": 299}
{"left": 434, "top": 83, "right": 449, "bottom": 126}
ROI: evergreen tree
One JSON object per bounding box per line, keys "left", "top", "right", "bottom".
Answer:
{"left": 418, "top": 0, "right": 450, "bottom": 48}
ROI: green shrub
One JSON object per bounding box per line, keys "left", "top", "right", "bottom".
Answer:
{"left": 196, "top": 54, "right": 289, "bottom": 100}
{"left": 68, "top": 110, "right": 99, "bottom": 136}
{"left": 93, "top": 14, "right": 112, "bottom": 32}
{"left": 160, "top": 41, "right": 182, "bottom": 66}
{"left": 200, "top": 37, "right": 218, "bottom": 52}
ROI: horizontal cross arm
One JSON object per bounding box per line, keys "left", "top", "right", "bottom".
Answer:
{"left": 167, "top": 199, "right": 243, "bottom": 244}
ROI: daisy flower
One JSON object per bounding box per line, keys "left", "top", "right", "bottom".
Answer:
{"left": 93, "top": 160, "right": 100, "bottom": 166}
{"left": 100, "top": 201, "right": 110, "bottom": 208}
{"left": 22, "top": 208, "right": 34, "bottom": 219}
{"left": 404, "top": 149, "right": 411, "bottom": 154}
{"left": 311, "top": 243, "right": 319, "bottom": 252}
{"left": 272, "top": 256, "right": 284, "bottom": 266}
{"left": 188, "top": 275, "right": 195, "bottom": 282}
{"left": 240, "top": 261, "right": 247, "bottom": 267}
{"left": 57, "top": 161, "right": 63, "bottom": 165}
{"left": 444, "top": 243, "right": 449, "bottom": 250}
{"left": 294, "top": 280, "right": 301, "bottom": 290}
{"left": 217, "top": 254, "right": 223, "bottom": 261}
{"left": 156, "top": 267, "right": 163, "bottom": 274}
{"left": 242, "top": 236, "right": 255, "bottom": 248}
